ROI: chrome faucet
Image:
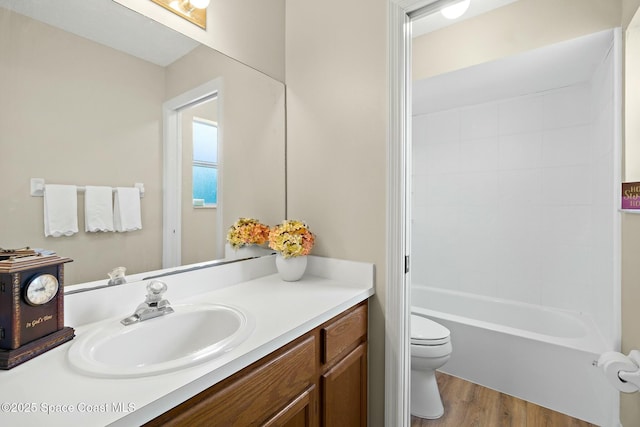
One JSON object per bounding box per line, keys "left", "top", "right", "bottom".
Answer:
{"left": 108, "top": 266, "right": 127, "bottom": 286}
{"left": 121, "top": 280, "right": 175, "bottom": 326}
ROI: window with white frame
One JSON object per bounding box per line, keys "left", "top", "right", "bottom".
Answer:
{"left": 192, "top": 118, "right": 218, "bottom": 207}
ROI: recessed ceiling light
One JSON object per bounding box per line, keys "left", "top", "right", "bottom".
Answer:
{"left": 441, "top": 0, "right": 471, "bottom": 20}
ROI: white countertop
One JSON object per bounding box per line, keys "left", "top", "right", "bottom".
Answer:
{"left": 0, "top": 255, "right": 374, "bottom": 426}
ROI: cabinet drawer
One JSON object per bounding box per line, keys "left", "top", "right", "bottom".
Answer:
{"left": 147, "top": 336, "right": 316, "bottom": 426}
{"left": 321, "top": 303, "right": 367, "bottom": 364}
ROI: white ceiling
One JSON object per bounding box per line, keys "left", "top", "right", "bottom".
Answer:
{"left": 412, "top": 0, "right": 520, "bottom": 37}
{"left": 0, "top": 0, "right": 199, "bottom": 66}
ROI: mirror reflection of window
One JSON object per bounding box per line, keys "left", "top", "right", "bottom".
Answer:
{"left": 192, "top": 118, "right": 218, "bottom": 207}
{"left": 180, "top": 94, "right": 220, "bottom": 265}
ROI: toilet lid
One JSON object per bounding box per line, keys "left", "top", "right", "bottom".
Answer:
{"left": 411, "top": 314, "right": 450, "bottom": 345}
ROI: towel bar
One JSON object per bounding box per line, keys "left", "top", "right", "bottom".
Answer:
{"left": 30, "top": 178, "right": 144, "bottom": 198}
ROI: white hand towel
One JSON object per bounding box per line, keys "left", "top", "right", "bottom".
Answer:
{"left": 85, "top": 186, "right": 114, "bottom": 232}
{"left": 114, "top": 187, "right": 142, "bottom": 232}
{"left": 44, "top": 184, "right": 78, "bottom": 237}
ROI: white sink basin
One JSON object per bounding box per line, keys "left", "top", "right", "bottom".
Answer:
{"left": 68, "top": 304, "right": 253, "bottom": 378}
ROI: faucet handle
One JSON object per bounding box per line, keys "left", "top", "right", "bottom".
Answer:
{"left": 145, "top": 280, "right": 168, "bottom": 304}
{"left": 107, "top": 266, "right": 127, "bottom": 285}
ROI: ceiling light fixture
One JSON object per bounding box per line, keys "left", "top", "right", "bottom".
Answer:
{"left": 189, "top": 0, "right": 210, "bottom": 9}
{"left": 150, "top": 0, "right": 207, "bottom": 29}
{"left": 169, "top": 0, "right": 208, "bottom": 13}
{"left": 441, "top": 0, "right": 471, "bottom": 20}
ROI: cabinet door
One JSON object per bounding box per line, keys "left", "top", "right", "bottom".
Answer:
{"left": 321, "top": 343, "right": 367, "bottom": 427}
{"left": 263, "top": 385, "right": 318, "bottom": 427}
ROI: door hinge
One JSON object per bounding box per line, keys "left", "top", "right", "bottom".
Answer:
{"left": 404, "top": 255, "right": 410, "bottom": 274}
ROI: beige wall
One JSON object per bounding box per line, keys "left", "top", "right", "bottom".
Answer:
{"left": 621, "top": 215, "right": 640, "bottom": 424}
{"left": 0, "top": 10, "right": 165, "bottom": 285}
{"left": 114, "top": 0, "right": 285, "bottom": 82}
{"left": 624, "top": 0, "right": 640, "bottom": 27}
{"left": 285, "top": 0, "right": 388, "bottom": 424}
{"left": 626, "top": 10, "right": 640, "bottom": 182}
{"left": 413, "top": 0, "right": 621, "bottom": 81}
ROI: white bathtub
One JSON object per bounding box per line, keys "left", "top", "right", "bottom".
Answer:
{"left": 411, "top": 285, "right": 619, "bottom": 426}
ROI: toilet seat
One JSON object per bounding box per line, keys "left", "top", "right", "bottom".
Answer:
{"left": 411, "top": 314, "right": 450, "bottom": 346}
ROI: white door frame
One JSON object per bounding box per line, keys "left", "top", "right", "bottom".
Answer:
{"left": 162, "top": 78, "right": 224, "bottom": 268}
{"left": 386, "top": 2, "right": 411, "bottom": 426}
{"left": 386, "top": 1, "right": 457, "bottom": 426}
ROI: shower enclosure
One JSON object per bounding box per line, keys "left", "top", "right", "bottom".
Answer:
{"left": 410, "top": 29, "right": 621, "bottom": 426}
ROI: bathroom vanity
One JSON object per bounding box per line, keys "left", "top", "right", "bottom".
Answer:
{"left": 0, "top": 255, "right": 374, "bottom": 426}
{"left": 146, "top": 300, "right": 368, "bottom": 426}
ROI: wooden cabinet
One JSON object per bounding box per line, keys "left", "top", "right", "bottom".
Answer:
{"left": 321, "top": 344, "right": 367, "bottom": 427}
{"left": 145, "top": 300, "right": 368, "bottom": 427}
{"left": 263, "top": 385, "right": 317, "bottom": 427}
{"left": 320, "top": 303, "right": 368, "bottom": 427}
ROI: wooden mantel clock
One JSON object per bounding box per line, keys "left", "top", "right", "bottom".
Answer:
{"left": 0, "top": 254, "right": 74, "bottom": 369}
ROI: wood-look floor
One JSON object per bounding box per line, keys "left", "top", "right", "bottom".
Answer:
{"left": 411, "top": 372, "right": 598, "bottom": 427}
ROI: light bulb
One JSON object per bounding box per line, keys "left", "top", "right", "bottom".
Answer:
{"left": 441, "top": 0, "right": 470, "bottom": 20}
{"left": 189, "top": 0, "right": 210, "bottom": 9}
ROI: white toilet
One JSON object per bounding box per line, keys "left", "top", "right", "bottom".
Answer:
{"left": 410, "top": 314, "right": 452, "bottom": 419}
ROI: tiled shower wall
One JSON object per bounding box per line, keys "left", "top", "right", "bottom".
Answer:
{"left": 411, "top": 46, "right": 616, "bottom": 343}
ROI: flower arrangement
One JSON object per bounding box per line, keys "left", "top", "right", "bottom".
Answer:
{"left": 226, "top": 218, "right": 270, "bottom": 250}
{"left": 268, "top": 220, "right": 315, "bottom": 259}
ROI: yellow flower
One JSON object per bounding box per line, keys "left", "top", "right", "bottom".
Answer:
{"left": 268, "top": 220, "right": 315, "bottom": 258}
{"left": 226, "top": 218, "right": 270, "bottom": 249}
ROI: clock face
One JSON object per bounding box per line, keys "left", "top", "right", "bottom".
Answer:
{"left": 24, "top": 274, "right": 59, "bottom": 306}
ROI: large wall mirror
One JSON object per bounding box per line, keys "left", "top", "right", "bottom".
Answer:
{"left": 0, "top": 0, "right": 285, "bottom": 285}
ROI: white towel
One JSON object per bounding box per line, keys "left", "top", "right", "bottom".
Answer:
{"left": 114, "top": 187, "right": 142, "bottom": 232}
{"left": 85, "top": 186, "right": 114, "bottom": 232}
{"left": 44, "top": 184, "right": 78, "bottom": 237}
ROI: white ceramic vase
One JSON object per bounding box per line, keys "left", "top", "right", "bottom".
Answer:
{"left": 275, "top": 254, "right": 307, "bottom": 281}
